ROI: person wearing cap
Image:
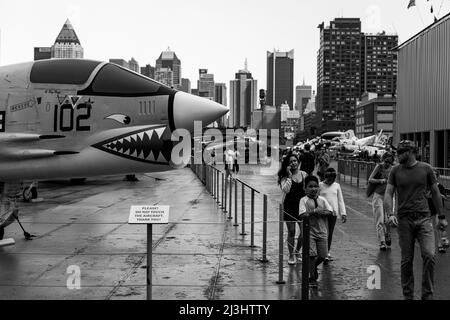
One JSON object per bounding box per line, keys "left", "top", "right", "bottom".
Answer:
{"left": 384, "top": 140, "right": 448, "bottom": 300}
{"left": 368, "top": 151, "right": 395, "bottom": 251}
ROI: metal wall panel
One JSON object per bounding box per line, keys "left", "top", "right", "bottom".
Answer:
{"left": 397, "top": 17, "right": 450, "bottom": 140}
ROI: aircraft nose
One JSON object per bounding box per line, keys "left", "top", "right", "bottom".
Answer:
{"left": 172, "top": 91, "right": 228, "bottom": 132}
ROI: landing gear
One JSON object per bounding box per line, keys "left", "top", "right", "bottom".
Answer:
{"left": 22, "top": 186, "right": 38, "bottom": 202}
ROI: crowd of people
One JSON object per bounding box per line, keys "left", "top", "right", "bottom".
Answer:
{"left": 277, "top": 140, "right": 449, "bottom": 299}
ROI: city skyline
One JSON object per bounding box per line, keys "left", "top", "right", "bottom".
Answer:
{"left": 0, "top": 0, "right": 448, "bottom": 96}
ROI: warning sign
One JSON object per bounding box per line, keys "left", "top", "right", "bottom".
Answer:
{"left": 128, "top": 206, "right": 169, "bottom": 224}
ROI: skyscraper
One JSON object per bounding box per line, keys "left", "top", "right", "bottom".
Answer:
{"left": 140, "top": 64, "right": 155, "bottom": 79}
{"left": 363, "top": 32, "right": 398, "bottom": 95}
{"left": 266, "top": 50, "right": 294, "bottom": 108}
{"left": 229, "top": 66, "right": 257, "bottom": 128}
{"left": 214, "top": 83, "right": 227, "bottom": 127}
{"left": 316, "top": 18, "right": 398, "bottom": 135}
{"left": 156, "top": 48, "right": 181, "bottom": 87}
{"left": 295, "top": 80, "right": 312, "bottom": 114}
{"left": 316, "top": 18, "right": 362, "bottom": 133}
{"left": 128, "top": 57, "right": 140, "bottom": 73}
{"left": 34, "top": 47, "right": 52, "bottom": 61}
{"left": 51, "top": 19, "right": 83, "bottom": 59}
{"left": 198, "top": 69, "right": 215, "bottom": 100}
{"left": 155, "top": 67, "right": 174, "bottom": 87}
{"left": 180, "top": 78, "right": 191, "bottom": 94}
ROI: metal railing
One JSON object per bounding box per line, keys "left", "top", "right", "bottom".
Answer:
{"left": 190, "top": 159, "right": 312, "bottom": 299}
{"left": 338, "top": 160, "right": 450, "bottom": 194}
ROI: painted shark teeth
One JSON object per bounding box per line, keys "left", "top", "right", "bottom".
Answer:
{"left": 93, "top": 126, "right": 172, "bottom": 164}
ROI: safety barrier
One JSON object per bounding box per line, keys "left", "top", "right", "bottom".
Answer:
{"left": 338, "top": 160, "right": 450, "bottom": 194}
{"left": 190, "top": 160, "right": 312, "bottom": 299}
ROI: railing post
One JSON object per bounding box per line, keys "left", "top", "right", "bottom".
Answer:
{"left": 234, "top": 179, "right": 238, "bottom": 226}
{"left": 250, "top": 189, "right": 256, "bottom": 248}
{"left": 216, "top": 170, "right": 220, "bottom": 203}
{"left": 222, "top": 173, "right": 226, "bottom": 210}
{"left": 356, "top": 162, "right": 360, "bottom": 188}
{"left": 350, "top": 161, "right": 353, "bottom": 185}
{"left": 301, "top": 214, "right": 310, "bottom": 300}
{"left": 228, "top": 177, "right": 233, "bottom": 220}
{"left": 261, "top": 194, "right": 268, "bottom": 262}
{"left": 276, "top": 203, "right": 285, "bottom": 284}
{"left": 240, "top": 184, "right": 246, "bottom": 235}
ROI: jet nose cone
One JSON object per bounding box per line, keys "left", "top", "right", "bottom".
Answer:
{"left": 173, "top": 91, "right": 228, "bottom": 132}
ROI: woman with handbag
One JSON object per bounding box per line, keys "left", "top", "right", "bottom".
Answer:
{"left": 368, "top": 152, "right": 394, "bottom": 250}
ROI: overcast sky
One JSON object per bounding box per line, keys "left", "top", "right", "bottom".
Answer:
{"left": 1, "top": 0, "right": 448, "bottom": 96}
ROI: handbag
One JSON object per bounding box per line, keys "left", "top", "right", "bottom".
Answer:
{"left": 366, "top": 166, "right": 381, "bottom": 198}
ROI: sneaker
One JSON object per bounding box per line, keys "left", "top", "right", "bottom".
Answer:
{"left": 380, "top": 242, "right": 387, "bottom": 251}
{"left": 385, "top": 234, "right": 392, "bottom": 247}
{"left": 288, "top": 256, "right": 296, "bottom": 265}
{"left": 438, "top": 246, "right": 447, "bottom": 254}
{"left": 294, "top": 251, "right": 302, "bottom": 262}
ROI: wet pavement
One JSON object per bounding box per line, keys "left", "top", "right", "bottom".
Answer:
{"left": 0, "top": 161, "right": 449, "bottom": 300}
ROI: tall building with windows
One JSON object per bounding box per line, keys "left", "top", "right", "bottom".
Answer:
{"left": 214, "top": 83, "right": 227, "bottom": 127}
{"left": 266, "top": 50, "right": 294, "bottom": 108}
{"left": 34, "top": 47, "right": 52, "bottom": 61}
{"left": 316, "top": 18, "right": 362, "bottom": 134}
{"left": 156, "top": 48, "right": 181, "bottom": 87}
{"left": 180, "top": 78, "right": 191, "bottom": 94}
{"left": 363, "top": 32, "right": 398, "bottom": 95}
{"left": 295, "top": 81, "right": 312, "bottom": 114}
{"left": 155, "top": 67, "right": 174, "bottom": 87}
{"left": 229, "top": 67, "right": 257, "bottom": 128}
{"left": 198, "top": 69, "right": 215, "bottom": 100}
{"left": 51, "top": 19, "right": 83, "bottom": 59}
{"left": 140, "top": 64, "right": 155, "bottom": 79}
{"left": 128, "top": 57, "right": 140, "bottom": 73}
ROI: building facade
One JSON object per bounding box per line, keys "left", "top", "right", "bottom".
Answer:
{"left": 128, "top": 58, "right": 140, "bottom": 73}
{"left": 396, "top": 13, "right": 450, "bottom": 167}
{"left": 34, "top": 47, "right": 52, "bottom": 61}
{"left": 363, "top": 32, "right": 398, "bottom": 95}
{"left": 266, "top": 50, "right": 294, "bottom": 108}
{"left": 198, "top": 69, "right": 215, "bottom": 100}
{"left": 109, "top": 59, "right": 129, "bottom": 69}
{"left": 140, "top": 64, "right": 155, "bottom": 79}
{"left": 180, "top": 78, "right": 191, "bottom": 94}
{"left": 154, "top": 67, "right": 174, "bottom": 87}
{"left": 355, "top": 92, "right": 396, "bottom": 139}
{"left": 156, "top": 49, "right": 181, "bottom": 87}
{"left": 295, "top": 82, "right": 312, "bottom": 114}
{"left": 316, "top": 18, "right": 362, "bottom": 134}
{"left": 229, "top": 69, "right": 257, "bottom": 128}
{"left": 51, "top": 19, "right": 83, "bottom": 59}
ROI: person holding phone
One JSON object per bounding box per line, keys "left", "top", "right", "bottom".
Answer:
{"left": 278, "top": 153, "right": 307, "bottom": 265}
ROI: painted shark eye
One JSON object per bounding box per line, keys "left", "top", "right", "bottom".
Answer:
{"left": 105, "top": 114, "right": 132, "bottom": 125}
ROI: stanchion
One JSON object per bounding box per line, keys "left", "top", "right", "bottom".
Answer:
{"left": 301, "top": 215, "right": 310, "bottom": 300}
{"left": 228, "top": 176, "right": 233, "bottom": 220}
{"left": 233, "top": 179, "right": 238, "bottom": 226}
{"left": 356, "top": 162, "right": 360, "bottom": 188}
{"left": 276, "top": 203, "right": 285, "bottom": 284}
{"left": 147, "top": 224, "right": 152, "bottom": 300}
{"left": 224, "top": 175, "right": 228, "bottom": 213}
{"left": 221, "top": 173, "right": 225, "bottom": 209}
{"left": 216, "top": 170, "right": 220, "bottom": 203}
{"left": 350, "top": 161, "right": 353, "bottom": 185}
{"left": 261, "top": 194, "right": 268, "bottom": 262}
{"left": 240, "top": 183, "right": 246, "bottom": 235}
{"left": 250, "top": 190, "right": 256, "bottom": 248}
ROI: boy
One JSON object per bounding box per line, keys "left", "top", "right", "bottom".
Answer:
{"left": 299, "top": 175, "right": 333, "bottom": 287}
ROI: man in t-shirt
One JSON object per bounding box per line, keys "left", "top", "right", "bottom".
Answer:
{"left": 384, "top": 140, "right": 448, "bottom": 300}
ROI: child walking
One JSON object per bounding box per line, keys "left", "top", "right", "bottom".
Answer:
{"left": 319, "top": 167, "right": 347, "bottom": 262}
{"left": 299, "top": 175, "right": 333, "bottom": 287}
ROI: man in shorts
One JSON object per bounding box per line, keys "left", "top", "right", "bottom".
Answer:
{"left": 384, "top": 140, "right": 448, "bottom": 300}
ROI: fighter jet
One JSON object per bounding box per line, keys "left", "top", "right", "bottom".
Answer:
{"left": 0, "top": 59, "right": 227, "bottom": 241}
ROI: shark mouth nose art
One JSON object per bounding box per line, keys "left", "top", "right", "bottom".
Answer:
{"left": 92, "top": 125, "right": 173, "bottom": 164}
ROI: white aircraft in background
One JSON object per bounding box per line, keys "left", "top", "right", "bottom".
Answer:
{"left": 0, "top": 58, "right": 227, "bottom": 242}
